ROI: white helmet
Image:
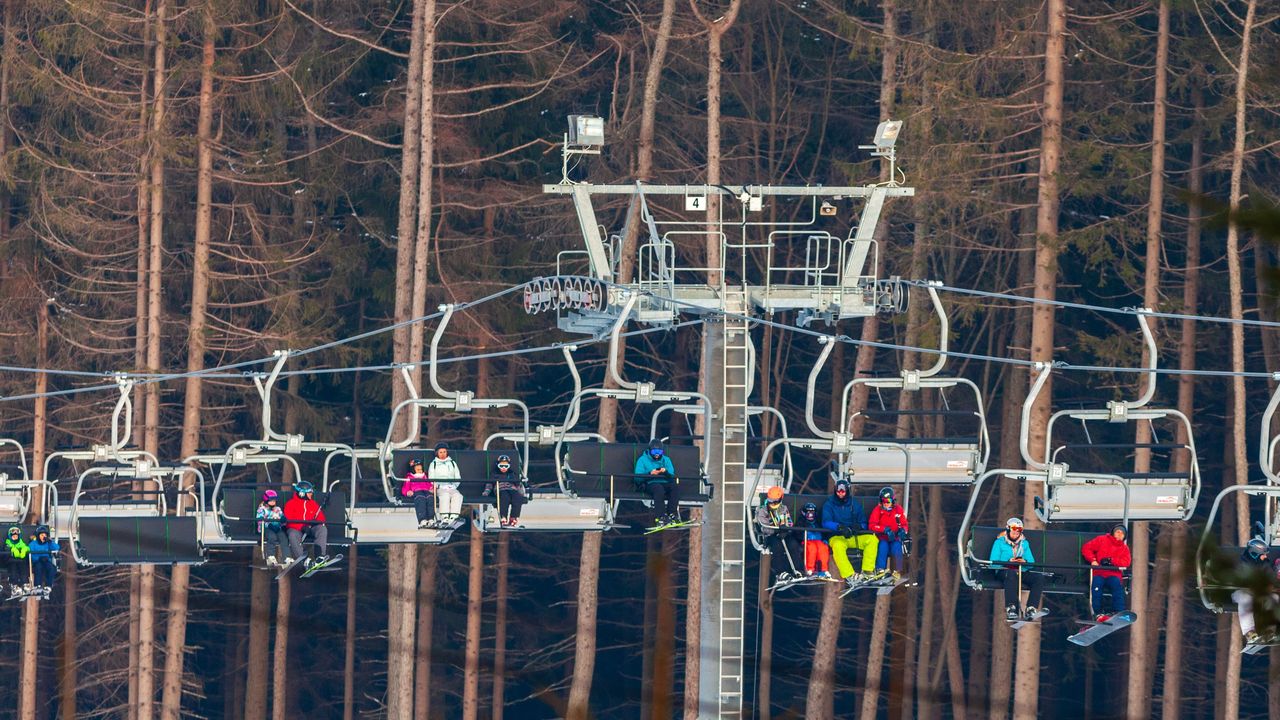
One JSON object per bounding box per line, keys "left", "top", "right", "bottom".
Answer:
{"left": 1006, "top": 517, "right": 1024, "bottom": 530}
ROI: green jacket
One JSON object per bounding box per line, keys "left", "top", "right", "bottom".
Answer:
{"left": 5, "top": 537, "right": 29, "bottom": 560}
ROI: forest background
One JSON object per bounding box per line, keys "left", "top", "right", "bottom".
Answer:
{"left": 0, "top": 0, "right": 1278, "bottom": 719}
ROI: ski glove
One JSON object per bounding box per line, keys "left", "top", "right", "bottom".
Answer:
{"left": 838, "top": 525, "right": 853, "bottom": 537}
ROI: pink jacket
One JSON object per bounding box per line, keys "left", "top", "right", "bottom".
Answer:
{"left": 402, "top": 471, "right": 433, "bottom": 496}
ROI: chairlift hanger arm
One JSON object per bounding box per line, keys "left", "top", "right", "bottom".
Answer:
{"left": 1261, "top": 375, "right": 1280, "bottom": 483}
{"left": 543, "top": 184, "right": 915, "bottom": 198}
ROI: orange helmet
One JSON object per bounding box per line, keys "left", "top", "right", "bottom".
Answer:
{"left": 766, "top": 486, "right": 784, "bottom": 502}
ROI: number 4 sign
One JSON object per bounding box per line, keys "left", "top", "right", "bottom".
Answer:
{"left": 684, "top": 195, "right": 706, "bottom": 211}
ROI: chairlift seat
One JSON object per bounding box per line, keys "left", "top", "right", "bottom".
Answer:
{"left": 475, "top": 494, "right": 613, "bottom": 533}
{"left": 212, "top": 486, "right": 352, "bottom": 547}
{"left": 0, "top": 490, "right": 24, "bottom": 524}
{"left": 564, "top": 442, "right": 711, "bottom": 505}
{"left": 964, "top": 526, "right": 1117, "bottom": 594}
{"left": 843, "top": 443, "right": 979, "bottom": 486}
{"left": 75, "top": 516, "right": 205, "bottom": 566}
{"left": 390, "top": 448, "right": 523, "bottom": 508}
{"left": 347, "top": 506, "right": 462, "bottom": 544}
{"left": 1036, "top": 472, "right": 1191, "bottom": 522}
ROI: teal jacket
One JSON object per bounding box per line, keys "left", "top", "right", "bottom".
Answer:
{"left": 988, "top": 531, "right": 1035, "bottom": 565}
{"left": 634, "top": 453, "right": 676, "bottom": 483}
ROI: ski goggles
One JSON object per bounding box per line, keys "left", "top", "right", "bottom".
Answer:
{"left": 497, "top": 463, "right": 511, "bottom": 472}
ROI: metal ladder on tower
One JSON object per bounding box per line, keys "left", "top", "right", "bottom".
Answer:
{"left": 718, "top": 285, "right": 751, "bottom": 718}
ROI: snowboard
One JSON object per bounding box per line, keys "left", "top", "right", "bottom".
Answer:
{"left": 300, "top": 554, "right": 345, "bottom": 578}
{"left": 1068, "top": 610, "right": 1137, "bottom": 646}
{"left": 1007, "top": 607, "right": 1050, "bottom": 630}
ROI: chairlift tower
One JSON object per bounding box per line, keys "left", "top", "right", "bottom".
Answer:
{"left": 545, "top": 117, "right": 913, "bottom": 718}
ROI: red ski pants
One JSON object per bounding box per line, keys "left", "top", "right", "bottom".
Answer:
{"left": 805, "top": 539, "right": 830, "bottom": 573}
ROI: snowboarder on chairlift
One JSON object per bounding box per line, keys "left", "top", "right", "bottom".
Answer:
{"left": 27, "top": 525, "right": 59, "bottom": 599}
{"left": 756, "top": 486, "right": 801, "bottom": 583}
{"left": 822, "top": 479, "right": 883, "bottom": 589}
{"left": 487, "top": 454, "right": 526, "bottom": 527}
{"left": 283, "top": 481, "right": 329, "bottom": 569}
{"left": 869, "top": 486, "right": 909, "bottom": 583}
{"left": 256, "top": 490, "right": 287, "bottom": 567}
{"left": 989, "top": 517, "right": 1045, "bottom": 622}
{"left": 635, "top": 439, "right": 681, "bottom": 527}
{"left": 1234, "top": 537, "right": 1280, "bottom": 645}
{"left": 1082, "top": 524, "right": 1132, "bottom": 622}
{"left": 402, "top": 458, "right": 436, "bottom": 529}
{"left": 799, "top": 502, "right": 831, "bottom": 579}
{"left": 428, "top": 442, "right": 463, "bottom": 526}
{"left": 5, "top": 526, "right": 30, "bottom": 598}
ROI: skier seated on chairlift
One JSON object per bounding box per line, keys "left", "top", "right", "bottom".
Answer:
{"left": 757, "top": 486, "right": 802, "bottom": 583}
{"left": 428, "top": 442, "right": 463, "bottom": 526}
{"left": 483, "top": 454, "right": 526, "bottom": 527}
{"left": 869, "top": 486, "right": 909, "bottom": 583}
{"left": 256, "top": 490, "right": 287, "bottom": 567}
{"left": 5, "top": 526, "right": 30, "bottom": 598}
{"left": 27, "top": 525, "right": 59, "bottom": 599}
{"left": 799, "top": 502, "right": 832, "bottom": 579}
{"left": 1081, "top": 524, "right": 1131, "bottom": 622}
{"left": 822, "top": 479, "right": 883, "bottom": 589}
{"left": 284, "top": 481, "right": 330, "bottom": 570}
{"left": 989, "top": 517, "right": 1044, "bottom": 622}
{"left": 635, "top": 439, "right": 681, "bottom": 527}
{"left": 402, "top": 458, "right": 437, "bottom": 529}
{"left": 1234, "top": 537, "right": 1280, "bottom": 645}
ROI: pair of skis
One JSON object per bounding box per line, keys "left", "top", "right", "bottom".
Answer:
{"left": 5, "top": 586, "right": 48, "bottom": 602}
{"left": 643, "top": 518, "right": 700, "bottom": 536}
{"left": 839, "top": 574, "right": 915, "bottom": 598}
{"left": 273, "top": 554, "right": 345, "bottom": 581}
{"left": 770, "top": 573, "right": 842, "bottom": 594}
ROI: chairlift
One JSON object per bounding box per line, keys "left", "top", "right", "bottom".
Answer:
{"left": 835, "top": 282, "right": 990, "bottom": 489}
{"left": 376, "top": 305, "right": 612, "bottom": 538}
{"left": 193, "top": 351, "right": 356, "bottom": 553}
{"left": 0, "top": 438, "right": 34, "bottom": 526}
{"left": 1023, "top": 311, "right": 1200, "bottom": 523}
{"left": 555, "top": 294, "right": 713, "bottom": 525}
{"left": 1196, "top": 379, "right": 1280, "bottom": 616}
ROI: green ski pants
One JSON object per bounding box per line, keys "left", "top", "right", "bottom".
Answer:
{"left": 830, "top": 534, "right": 879, "bottom": 577}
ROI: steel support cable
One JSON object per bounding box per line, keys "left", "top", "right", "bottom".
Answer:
{"left": 904, "top": 278, "right": 1280, "bottom": 330}
{"left": 0, "top": 279, "right": 531, "bottom": 402}
{"left": 0, "top": 286, "right": 704, "bottom": 402}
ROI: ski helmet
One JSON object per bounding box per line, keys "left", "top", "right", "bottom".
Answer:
{"left": 834, "top": 479, "right": 850, "bottom": 496}
{"left": 293, "top": 480, "right": 315, "bottom": 494}
{"left": 766, "top": 486, "right": 784, "bottom": 502}
{"left": 879, "top": 487, "right": 895, "bottom": 503}
{"left": 801, "top": 502, "right": 818, "bottom": 519}
{"left": 35, "top": 525, "right": 49, "bottom": 536}
{"left": 648, "top": 439, "right": 664, "bottom": 458}
{"left": 1248, "top": 537, "right": 1269, "bottom": 559}
{"left": 6, "top": 526, "right": 19, "bottom": 537}
{"left": 262, "top": 489, "right": 278, "bottom": 502}
{"left": 1006, "top": 517, "right": 1024, "bottom": 530}
{"left": 496, "top": 454, "right": 512, "bottom": 472}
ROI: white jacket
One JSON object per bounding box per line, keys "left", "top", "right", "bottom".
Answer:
{"left": 429, "top": 457, "right": 461, "bottom": 486}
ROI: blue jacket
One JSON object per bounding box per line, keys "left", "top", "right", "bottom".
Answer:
{"left": 799, "top": 515, "right": 824, "bottom": 541}
{"left": 988, "top": 531, "right": 1035, "bottom": 565}
{"left": 821, "top": 495, "right": 869, "bottom": 533}
{"left": 634, "top": 453, "right": 676, "bottom": 483}
{"left": 27, "top": 537, "right": 60, "bottom": 562}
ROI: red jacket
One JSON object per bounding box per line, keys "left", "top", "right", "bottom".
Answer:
{"left": 869, "top": 502, "right": 908, "bottom": 539}
{"left": 1081, "top": 533, "right": 1131, "bottom": 579}
{"left": 284, "top": 495, "right": 326, "bottom": 532}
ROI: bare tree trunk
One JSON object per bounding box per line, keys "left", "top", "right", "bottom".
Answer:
{"left": 1223, "top": 4, "right": 1258, "bottom": 720}
{"left": 567, "top": 532, "right": 603, "bottom": 720}
{"left": 60, "top": 561, "right": 76, "bottom": 720}
{"left": 916, "top": 488, "right": 943, "bottom": 719}
{"left": 682, "top": 509, "right": 702, "bottom": 720}
{"left": 391, "top": 0, "right": 425, "bottom": 403}
{"left": 1015, "top": 0, "right": 1067, "bottom": 714}
{"left": 756, "top": 552, "right": 774, "bottom": 719}
{"left": 492, "top": 536, "right": 509, "bottom": 720}
{"left": 690, "top": 0, "right": 742, "bottom": 287}
{"left": 464, "top": 528, "right": 485, "bottom": 719}
{"left": 138, "top": 3, "right": 169, "bottom": 715}
{"left": 414, "top": 548, "right": 439, "bottom": 719}
{"left": 19, "top": 299, "right": 49, "bottom": 720}
{"left": 859, "top": 595, "right": 894, "bottom": 720}
{"left": 1126, "top": 3, "right": 1169, "bottom": 711}
{"left": 160, "top": 11, "right": 216, "bottom": 717}
{"left": 651, "top": 533, "right": 676, "bottom": 719}
{"left": 272, "top": 578, "right": 291, "bottom": 720}
{"left": 343, "top": 547, "right": 358, "bottom": 720}
{"left": 244, "top": 567, "right": 271, "bottom": 718}
{"left": 1162, "top": 83, "right": 1203, "bottom": 720}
